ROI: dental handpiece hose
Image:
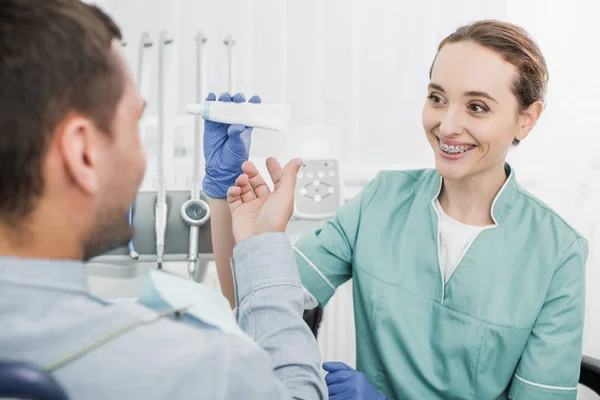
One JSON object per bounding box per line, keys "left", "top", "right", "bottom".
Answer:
{"left": 187, "top": 227, "right": 199, "bottom": 278}
{"left": 128, "top": 205, "right": 138, "bottom": 260}
{"left": 186, "top": 31, "right": 208, "bottom": 280}
{"left": 187, "top": 106, "right": 201, "bottom": 278}
{"left": 155, "top": 31, "right": 170, "bottom": 269}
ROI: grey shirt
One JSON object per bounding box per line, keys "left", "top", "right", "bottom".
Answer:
{"left": 0, "top": 233, "right": 326, "bottom": 399}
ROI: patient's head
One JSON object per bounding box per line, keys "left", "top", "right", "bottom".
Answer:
{"left": 422, "top": 20, "right": 548, "bottom": 181}
{"left": 0, "top": 0, "right": 146, "bottom": 260}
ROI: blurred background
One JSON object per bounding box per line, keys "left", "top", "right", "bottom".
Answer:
{"left": 83, "top": 1, "right": 600, "bottom": 397}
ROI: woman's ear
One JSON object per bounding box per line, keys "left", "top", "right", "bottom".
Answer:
{"left": 515, "top": 100, "right": 544, "bottom": 142}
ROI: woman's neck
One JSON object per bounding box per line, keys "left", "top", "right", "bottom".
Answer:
{"left": 438, "top": 162, "right": 508, "bottom": 226}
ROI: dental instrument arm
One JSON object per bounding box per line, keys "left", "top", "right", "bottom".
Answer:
{"left": 181, "top": 197, "right": 210, "bottom": 276}
{"left": 187, "top": 231, "right": 199, "bottom": 276}
{"left": 136, "top": 32, "right": 152, "bottom": 90}
{"left": 155, "top": 31, "right": 172, "bottom": 268}
{"left": 183, "top": 31, "right": 209, "bottom": 278}
{"left": 127, "top": 205, "right": 138, "bottom": 260}
{"left": 187, "top": 225, "right": 199, "bottom": 275}
{"left": 124, "top": 33, "right": 152, "bottom": 263}
{"left": 192, "top": 31, "right": 207, "bottom": 196}
{"left": 223, "top": 34, "right": 235, "bottom": 93}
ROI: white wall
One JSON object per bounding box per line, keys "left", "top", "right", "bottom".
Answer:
{"left": 89, "top": 0, "right": 600, "bottom": 391}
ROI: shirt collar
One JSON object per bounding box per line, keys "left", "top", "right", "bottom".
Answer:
{"left": 428, "top": 163, "right": 519, "bottom": 225}
{"left": 0, "top": 256, "right": 89, "bottom": 294}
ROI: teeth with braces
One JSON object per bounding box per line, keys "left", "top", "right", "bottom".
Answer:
{"left": 439, "top": 142, "right": 474, "bottom": 154}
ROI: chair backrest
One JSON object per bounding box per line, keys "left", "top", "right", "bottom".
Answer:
{"left": 0, "top": 361, "right": 68, "bottom": 400}
{"left": 580, "top": 355, "right": 600, "bottom": 396}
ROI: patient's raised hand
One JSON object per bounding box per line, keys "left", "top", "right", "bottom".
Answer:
{"left": 226, "top": 157, "right": 302, "bottom": 243}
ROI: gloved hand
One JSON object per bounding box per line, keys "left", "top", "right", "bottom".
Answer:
{"left": 203, "top": 92, "right": 261, "bottom": 198}
{"left": 323, "top": 362, "right": 389, "bottom": 400}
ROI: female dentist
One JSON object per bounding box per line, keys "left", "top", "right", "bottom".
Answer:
{"left": 206, "top": 20, "right": 588, "bottom": 400}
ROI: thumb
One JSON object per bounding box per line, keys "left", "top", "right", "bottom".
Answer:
{"left": 225, "top": 124, "right": 252, "bottom": 158}
{"left": 227, "top": 124, "right": 250, "bottom": 141}
{"left": 323, "top": 361, "right": 354, "bottom": 373}
{"left": 275, "top": 158, "right": 303, "bottom": 194}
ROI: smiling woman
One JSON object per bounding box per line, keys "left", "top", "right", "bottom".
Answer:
{"left": 289, "top": 20, "right": 588, "bottom": 400}
{"left": 423, "top": 20, "right": 548, "bottom": 186}
{"left": 211, "top": 19, "right": 589, "bottom": 400}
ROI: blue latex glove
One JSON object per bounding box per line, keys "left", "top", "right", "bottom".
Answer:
{"left": 202, "top": 92, "right": 261, "bottom": 198}
{"left": 323, "top": 362, "right": 389, "bottom": 400}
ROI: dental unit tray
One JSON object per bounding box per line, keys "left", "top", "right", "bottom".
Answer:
{"left": 89, "top": 190, "right": 213, "bottom": 265}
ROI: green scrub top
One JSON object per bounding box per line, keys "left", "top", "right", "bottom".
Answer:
{"left": 294, "top": 165, "right": 588, "bottom": 400}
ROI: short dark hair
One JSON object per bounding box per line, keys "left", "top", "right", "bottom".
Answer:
{"left": 0, "top": 0, "right": 124, "bottom": 224}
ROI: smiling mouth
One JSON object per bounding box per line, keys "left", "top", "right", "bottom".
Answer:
{"left": 437, "top": 138, "right": 477, "bottom": 155}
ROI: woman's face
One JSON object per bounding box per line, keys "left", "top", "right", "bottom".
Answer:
{"left": 422, "top": 41, "right": 536, "bottom": 181}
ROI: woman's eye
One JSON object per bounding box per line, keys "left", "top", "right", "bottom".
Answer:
{"left": 469, "top": 103, "right": 488, "bottom": 113}
{"left": 428, "top": 93, "right": 444, "bottom": 104}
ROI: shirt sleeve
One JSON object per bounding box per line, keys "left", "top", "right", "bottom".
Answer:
{"left": 232, "top": 232, "right": 327, "bottom": 399}
{"left": 508, "top": 237, "right": 588, "bottom": 400}
{"left": 220, "top": 334, "right": 313, "bottom": 400}
{"left": 293, "top": 175, "right": 382, "bottom": 307}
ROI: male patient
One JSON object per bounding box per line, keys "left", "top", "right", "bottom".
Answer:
{"left": 0, "top": 1, "right": 326, "bottom": 398}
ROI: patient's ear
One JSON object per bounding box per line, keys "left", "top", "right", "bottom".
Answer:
{"left": 57, "top": 114, "right": 104, "bottom": 195}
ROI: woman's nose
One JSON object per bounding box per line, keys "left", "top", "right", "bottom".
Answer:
{"left": 438, "top": 107, "right": 464, "bottom": 138}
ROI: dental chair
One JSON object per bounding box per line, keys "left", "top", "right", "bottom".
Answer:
{"left": 0, "top": 361, "right": 68, "bottom": 400}
{"left": 581, "top": 355, "right": 600, "bottom": 396}
{"left": 303, "top": 307, "right": 324, "bottom": 338}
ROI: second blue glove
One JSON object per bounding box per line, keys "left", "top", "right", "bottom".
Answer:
{"left": 323, "top": 362, "right": 389, "bottom": 400}
{"left": 202, "top": 92, "right": 261, "bottom": 199}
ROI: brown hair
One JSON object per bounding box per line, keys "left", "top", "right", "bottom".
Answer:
{"left": 0, "top": 0, "right": 124, "bottom": 224}
{"left": 431, "top": 20, "right": 548, "bottom": 144}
